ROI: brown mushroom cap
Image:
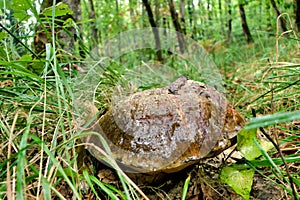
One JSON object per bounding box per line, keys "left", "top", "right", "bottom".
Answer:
{"left": 83, "top": 79, "right": 245, "bottom": 173}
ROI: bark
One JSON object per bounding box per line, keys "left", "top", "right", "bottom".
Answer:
{"left": 270, "top": 0, "right": 287, "bottom": 32}
{"left": 296, "top": 0, "right": 300, "bottom": 31}
{"left": 227, "top": 0, "right": 232, "bottom": 42}
{"left": 239, "top": 3, "right": 253, "bottom": 43}
{"left": 35, "top": 0, "right": 83, "bottom": 56}
{"left": 142, "top": 0, "right": 163, "bottom": 61}
{"left": 61, "top": 0, "right": 81, "bottom": 22}
{"left": 169, "top": 0, "right": 185, "bottom": 53}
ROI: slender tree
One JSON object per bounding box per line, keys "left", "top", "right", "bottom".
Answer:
{"left": 180, "top": 0, "right": 186, "bottom": 34}
{"left": 295, "top": 0, "right": 300, "bottom": 31}
{"left": 142, "top": 0, "right": 163, "bottom": 61}
{"left": 34, "top": 0, "right": 82, "bottom": 56}
{"left": 227, "top": 0, "right": 232, "bottom": 42}
{"left": 169, "top": 0, "right": 185, "bottom": 53}
{"left": 238, "top": 2, "right": 253, "bottom": 43}
{"left": 269, "top": 0, "right": 287, "bottom": 32}
{"left": 60, "top": 0, "right": 82, "bottom": 53}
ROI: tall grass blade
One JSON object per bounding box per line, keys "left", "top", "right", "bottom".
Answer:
{"left": 246, "top": 110, "right": 300, "bottom": 129}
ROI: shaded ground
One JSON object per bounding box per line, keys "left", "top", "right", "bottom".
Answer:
{"left": 73, "top": 148, "right": 291, "bottom": 200}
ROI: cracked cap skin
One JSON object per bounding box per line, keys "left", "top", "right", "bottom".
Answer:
{"left": 83, "top": 77, "right": 245, "bottom": 173}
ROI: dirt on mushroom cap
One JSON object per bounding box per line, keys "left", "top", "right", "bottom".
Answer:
{"left": 83, "top": 78, "right": 245, "bottom": 173}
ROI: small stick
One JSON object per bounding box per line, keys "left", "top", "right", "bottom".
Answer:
{"left": 0, "top": 23, "right": 41, "bottom": 59}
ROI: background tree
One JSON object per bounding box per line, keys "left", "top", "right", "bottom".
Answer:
{"left": 238, "top": 1, "right": 253, "bottom": 43}
{"left": 34, "top": 0, "right": 83, "bottom": 57}
{"left": 270, "top": 0, "right": 287, "bottom": 32}
{"left": 296, "top": 0, "right": 300, "bottom": 31}
{"left": 1, "top": 0, "right": 300, "bottom": 199}
{"left": 180, "top": 0, "right": 186, "bottom": 34}
{"left": 218, "top": 0, "right": 224, "bottom": 36}
{"left": 142, "top": 0, "right": 163, "bottom": 61}
{"left": 169, "top": 0, "right": 185, "bottom": 53}
{"left": 227, "top": 0, "right": 232, "bottom": 42}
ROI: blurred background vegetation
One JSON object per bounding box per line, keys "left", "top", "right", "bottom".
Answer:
{"left": 0, "top": 0, "right": 299, "bottom": 199}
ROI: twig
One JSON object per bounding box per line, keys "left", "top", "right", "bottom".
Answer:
{"left": 0, "top": 23, "right": 41, "bottom": 59}
{"left": 250, "top": 79, "right": 300, "bottom": 104}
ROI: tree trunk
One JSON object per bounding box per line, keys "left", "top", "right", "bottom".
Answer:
{"left": 180, "top": 0, "right": 186, "bottom": 34}
{"left": 60, "top": 0, "right": 82, "bottom": 53}
{"left": 35, "top": 0, "right": 83, "bottom": 56}
{"left": 295, "top": 0, "right": 300, "bottom": 31}
{"left": 239, "top": 3, "right": 253, "bottom": 43}
{"left": 169, "top": 0, "right": 185, "bottom": 53}
{"left": 269, "top": 0, "right": 287, "bottom": 32}
{"left": 142, "top": 0, "right": 163, "bottom": 61}
{"left": 227, "top": 0, "right": 232, "bottom": 42}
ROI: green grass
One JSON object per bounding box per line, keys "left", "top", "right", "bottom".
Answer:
{"left": 1, "top": 2, "right": 300, "bottom": 200}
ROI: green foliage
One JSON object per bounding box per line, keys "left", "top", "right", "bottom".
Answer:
{"left": 221, "top": 166, "right": 254, "bottom": 200}
{"left": 0, "top": 0, "right": 299, "bottom": 199}
{"left": 1, "top": 0, "right": 32, "bottom": 20}
{"left": 246, "top": 110, "right": 300, "bottom": 130}
{"left": 42, "top": 2, "right": 73, "bottom": 17}
{"left": 237, "top": 128, "right": 273, "bottom": 160}
{"left": 181, "top": 174, "right": 191, "bottom": 200}
{"left": 237, "top": 128, "right": 260, "bottom": 160}
{"left": 83, "top": 170, "right": 122, "bottom": 200}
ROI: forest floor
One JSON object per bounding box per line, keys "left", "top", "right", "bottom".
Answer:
{"left": 1, "top": 35, "right": 299, "bottom": 199}
{"left": 73, "top": 36, "right": 299, "bottom": 199}
{"left": 78, "top": 148, "right": 290, "bottom": 199}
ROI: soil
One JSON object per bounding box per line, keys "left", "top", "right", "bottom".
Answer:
{"left": 73, "top": 148, "right": 291, "bottom": 200}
